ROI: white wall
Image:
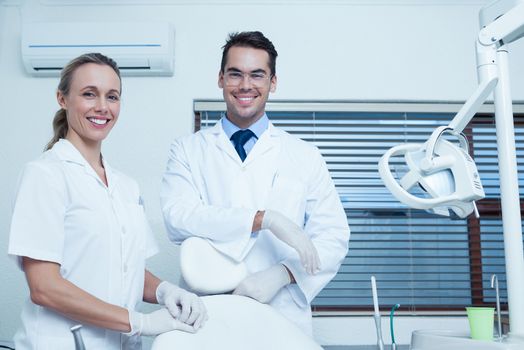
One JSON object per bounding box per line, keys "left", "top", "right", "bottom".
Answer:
{"left": 1, "top": 0, "right": 523, "bottom": 346}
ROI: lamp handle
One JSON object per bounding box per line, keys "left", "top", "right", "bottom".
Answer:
{"left": 378, "top": 144, "right": 459, "bottom": 210}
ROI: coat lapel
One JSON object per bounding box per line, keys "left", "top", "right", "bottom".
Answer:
{"left": 209, "top": 122, "right": 243, "bottom": 163}
{"left": 242, "top": 123, "right": 278, "bottom": 166}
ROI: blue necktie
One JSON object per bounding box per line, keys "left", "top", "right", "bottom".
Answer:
{"left": 230, "top": 129, "right": 255, "bottom": 161}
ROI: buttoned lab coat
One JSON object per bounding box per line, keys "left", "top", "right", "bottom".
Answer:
{"left": 161, "top": 121, "right": 350, "bottom": 334}
{"left": 8, "top": 139, "right": 158, "bottom": 350}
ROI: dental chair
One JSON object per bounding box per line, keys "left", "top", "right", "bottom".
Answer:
{"left": 151, "top": 237, "right": 322, "bottom": 350}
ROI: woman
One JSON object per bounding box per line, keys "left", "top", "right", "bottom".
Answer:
{"left": 8, "top": 53, "right": 206, "bottom": 349}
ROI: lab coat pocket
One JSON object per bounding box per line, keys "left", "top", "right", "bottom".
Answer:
{"left": 266, "top": 177, "right": 307, "bottom": 226}
{"left": 121, "top": 203, "right": 150, "bottom": 263}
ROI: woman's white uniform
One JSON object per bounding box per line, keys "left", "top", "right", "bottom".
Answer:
{"left": 8, "top": 139, "right": 158, "bottom": 350}
{"left": 161, "top": 120, "right": 350, "bottom": 335}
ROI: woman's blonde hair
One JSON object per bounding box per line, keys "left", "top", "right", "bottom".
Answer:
{"left": 44, "top": 53, "right": 121, "bottom": 151}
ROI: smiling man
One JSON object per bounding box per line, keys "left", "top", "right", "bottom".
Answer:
{"left": 160, "top": 31, "right": 350, "bottom": 336}
{"left": 218, "top": 38, "right": 276, "bottom": 129}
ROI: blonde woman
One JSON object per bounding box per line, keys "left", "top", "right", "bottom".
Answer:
{"left": 8, "top": 53, "right": 206, "bottom": 349}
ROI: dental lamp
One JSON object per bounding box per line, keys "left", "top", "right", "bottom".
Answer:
{"left": 379, "top": 0, "right": 524, "bottom": 347}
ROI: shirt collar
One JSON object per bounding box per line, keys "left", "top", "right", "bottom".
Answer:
{"left": 51, "top": 138, "right": 91, "bottom": 166}
{"left": 221, "top": 113, "right": 269, "bottom": 140}
{"left": 51, "top": 138, "right": 117, "bottom": 189}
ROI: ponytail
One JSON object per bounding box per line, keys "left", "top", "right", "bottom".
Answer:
{"left": 45, "top": 109, "right": 69, "bottom": 151}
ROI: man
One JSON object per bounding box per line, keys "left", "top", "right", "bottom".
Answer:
{"left": 160, "top": 31, "right": 349, "bottom": 335}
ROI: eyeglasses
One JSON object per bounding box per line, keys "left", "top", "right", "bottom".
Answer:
{"left": 223, "top": 71, "right": 272, "bottom": 87}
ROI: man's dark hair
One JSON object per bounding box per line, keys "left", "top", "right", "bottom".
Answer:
{"left": 220, "top": 31, "right": 278, "bottom": 76}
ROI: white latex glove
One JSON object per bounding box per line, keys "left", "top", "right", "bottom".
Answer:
{"left": 262, "top": 210, "right": 321, "bottom": 275}
{"left": 126, "top": 308, "right": 196, "bottom": 337}
{"left": 156, "top": 281, "right": 207, "bottom": 330}
{"left": 232, "top": 264, "right": 291, "bottom": 304}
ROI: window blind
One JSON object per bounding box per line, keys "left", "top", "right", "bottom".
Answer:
{"left": 194, "top": 101, "right": 524, "bottom": 313}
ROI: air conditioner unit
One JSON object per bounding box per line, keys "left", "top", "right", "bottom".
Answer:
{"left": 21, "top": 21, "right": 175, "bottom": 77}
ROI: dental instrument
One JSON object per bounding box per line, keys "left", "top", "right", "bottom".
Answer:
{"left": 70, "top": 325, "right": 86, "bottom": 350}
{"left": 379, "top": 0, "right": 524, "bottom": 348}
{"left": 491, "top": 274, "right": 503, "bottom": 340}
{"left": 371, "top": 276, "right": 385, "bottom": 350}
{"left": 390, "top": 304, "right": 400, "bottom": 350}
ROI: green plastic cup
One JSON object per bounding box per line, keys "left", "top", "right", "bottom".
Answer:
{"left": 466, "top": 307, "right": 495, "bottom": 341}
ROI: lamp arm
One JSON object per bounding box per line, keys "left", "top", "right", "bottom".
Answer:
{"left": 446, "top": 1, "right": 524, "bottom": 134}
{"left": 447, "top": 38, "right": 499, "bottom": 133}
{"left": 447, "top": 75, "right": 498, "bottom": 133}
{"left": 478, "top": 2, "right": 524, "bottom": 46}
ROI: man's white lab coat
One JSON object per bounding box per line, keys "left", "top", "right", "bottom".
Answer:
{"left": 161, "top": 121, "right": 349, "bottom": 334}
